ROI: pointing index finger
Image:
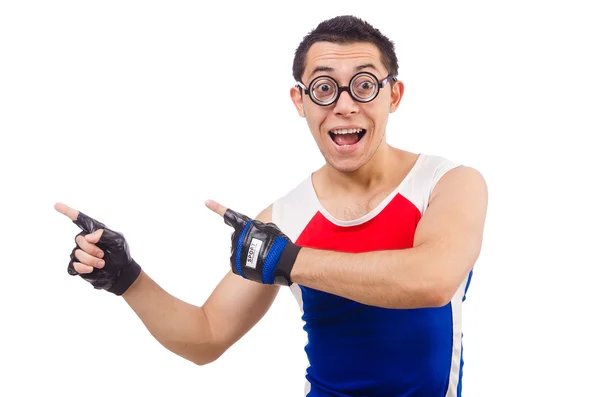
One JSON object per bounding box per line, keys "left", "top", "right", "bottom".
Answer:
{"left": 205, "top": 200, "right": 228, "bottom": 217}
{"left": 54, "top": 202, "right": 79, "bottom": 221}
{"left": 204, "top": 200, "right": 252, "bottom": 230}
{"left": 55, "top": 202, "right": 106, "bottom": 234}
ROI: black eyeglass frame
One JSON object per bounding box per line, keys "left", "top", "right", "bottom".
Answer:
{"left": 296, "top": 71, "right": 396, "bottom": 106}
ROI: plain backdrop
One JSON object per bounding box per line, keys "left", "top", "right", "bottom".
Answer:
{"left": 1, "top": 1, "right": 599, "bottom": 396}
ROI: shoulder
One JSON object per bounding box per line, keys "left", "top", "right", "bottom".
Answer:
{"left": 427, "top": 153, "right": 487, "bottom": 202}
{"left": 430, "top": 164, "right": 488, "bottom": 211}
{"left": 423, "top": 157, "right": 488, "bottom": 230}
{"left": 434, "top": 164, "right": 486, "bottom": 190}
{"left": 399, "top": 152, "right": 487, "bottom": 214}
{"left": 272, "top": 175, "right": 314, "bottom": 215}
{"left": 256, "top": 174, "right": 315, "bottom": 224}
{"left": 416, "top": 153, "right": 461, "bottom": 184}
{"left": 412, "top": 152, "right": 485, "bottom": 195}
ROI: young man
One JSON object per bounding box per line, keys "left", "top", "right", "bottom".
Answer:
{"left": 56, "top": 15, "right": 487, "bottom": 397}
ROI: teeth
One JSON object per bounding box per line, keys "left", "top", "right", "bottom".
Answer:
{"left": 330, "top": 128, "right": 363, "bottom": 135}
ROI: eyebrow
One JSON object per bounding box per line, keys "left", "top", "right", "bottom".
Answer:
{"left": 308, "top": 66, "right": 335, "bottom": 79}
{"left": 307, "top": 63, "right": 380, "bottom": 80}
{"left": 355, "top": 63, "right": 378, "bottom": 72}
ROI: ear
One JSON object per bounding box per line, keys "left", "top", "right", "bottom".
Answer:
{"left": 290, "top": 86, "right": 305, "bottom": 118}
{"left": 389, "top": 80, "right": 404, "bottom": 113}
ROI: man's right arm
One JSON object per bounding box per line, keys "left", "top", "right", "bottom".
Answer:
{"left": 121, "top": 204, "right": 278, "bottom": 365}
{"left": 122, "top": 269, "right": 279, "bottom": 365}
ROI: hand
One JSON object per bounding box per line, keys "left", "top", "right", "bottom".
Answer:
{"left": 55, "top": 203, "right": 142, "bottom": 296}
{"left": 205, "top": 200, "right": 301, "bottom": 286}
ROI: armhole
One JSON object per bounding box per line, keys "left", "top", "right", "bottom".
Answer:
{"left": 271, "top": 199, "right": 281, "bottom": 225}
{"left": 430, "top": 161, "right": 462, "bottom": 197}
{"left": 400, "top": 154, "right": 462, "bottom": 214}
{"left": 422, "top": 156, "right": 462, "bottom": 213}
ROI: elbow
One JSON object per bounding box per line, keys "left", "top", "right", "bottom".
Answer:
{"left": 386, "top": 286, "right": 452, "bottom": 309}
{"left": 418, "top": 269, "right": 472, "bottom": 308}
{"left": 191, "top": 348, "right": 224, "bottom": 366}
{"left": 191, "top": 343, "right": 227, "bottom": 366}
{"left": 192, "top": 352, "right": 221, "bottom": 366}
{"left": 412, "top": 256, "right": 476, "bottom": 308}
{"left": 421, "top": 286, "right": 454, "bottom": 308}
{"left": 391, "top": 278, "right": 457, "bottom": 309}
{"left": 164, "top": 340, "right": 225, "bottom": 367}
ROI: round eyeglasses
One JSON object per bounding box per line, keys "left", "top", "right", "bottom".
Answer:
{"left": 296, "top": 71, "right": 395, "bottom": 106}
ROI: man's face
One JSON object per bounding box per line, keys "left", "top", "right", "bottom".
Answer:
{"left": 291, "top": 41, "right": 404, "bottom": 173}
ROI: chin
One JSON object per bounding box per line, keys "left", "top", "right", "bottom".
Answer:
{"left": 325, "top": 157, "right": 366, "bottom": 174}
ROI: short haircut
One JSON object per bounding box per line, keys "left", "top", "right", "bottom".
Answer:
{"left": 293, "top": 15, "right": 399, "bottom": 82}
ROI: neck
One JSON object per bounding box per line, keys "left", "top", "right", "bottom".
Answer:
{"left": 323, "top": 143, "right": 398, "bottom": 194}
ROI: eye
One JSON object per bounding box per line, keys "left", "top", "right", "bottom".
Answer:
{"left": 352, "top": 75, "right": 378, "bottom": 99}
{"left": 316, "top": 83, "right": 333, "bottom": 92}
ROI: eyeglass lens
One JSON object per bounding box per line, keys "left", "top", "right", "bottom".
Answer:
{"left": 310, "top": 73, "right": 379, "bottom": 105}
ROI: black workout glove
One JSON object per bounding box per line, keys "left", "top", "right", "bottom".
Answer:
{"left": 224, "top": 208, "right": 301, "bottom": 286}
{"left": 67, "top": 212, "right": 141, "bottom": 296}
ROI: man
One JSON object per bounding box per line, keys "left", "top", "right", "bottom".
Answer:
{"left": 56, "top": 15, "right": 487, "bottom": 397}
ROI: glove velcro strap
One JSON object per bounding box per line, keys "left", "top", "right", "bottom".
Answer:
{"left": 272, "top": 243, "right": 301, "bottom": 286}
{"left": 107, "top": 259, "right": 142, "bottom": 296}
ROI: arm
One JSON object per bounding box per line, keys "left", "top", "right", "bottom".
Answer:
{"left": 290, "top": 166, "right": 488, "bottom": 309}
{"left": 122, "top": 205, "right": 279, "bottom": 365}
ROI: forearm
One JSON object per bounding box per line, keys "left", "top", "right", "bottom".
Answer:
{"left": 122, "top": 271, "right": 220, "bottom": 365}
{"left": 290, "top": 246, "right": 454, "bottom": 309}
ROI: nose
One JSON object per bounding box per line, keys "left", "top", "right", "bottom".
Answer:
{"left": 333, "top": 90, "right": 359, "bottom": 117}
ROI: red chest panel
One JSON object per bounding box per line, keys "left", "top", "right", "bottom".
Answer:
{"left": 295, "top": 193, "right": 421, "bottom": 253}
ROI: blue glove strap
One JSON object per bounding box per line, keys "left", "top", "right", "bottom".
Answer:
{"left": 235, "top": 222, "right": 252, "bottom": 278}
{"left": 261, "top": 236, "right": 288, "bottom": 284}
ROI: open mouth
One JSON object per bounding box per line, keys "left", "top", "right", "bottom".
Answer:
{"left": 328, "top": 128, "right": 367, "bottom": 146}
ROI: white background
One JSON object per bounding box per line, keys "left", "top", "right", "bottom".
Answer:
{"left": 1, "top": 1, "right": 599, "bottom": 396}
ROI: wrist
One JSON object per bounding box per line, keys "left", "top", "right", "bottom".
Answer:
{"left": 121, "top": 269, "right": 146, "bottom": 299}
{"left": 273, "top": 242, "right": 302, "bottom": 286}
{"left": 289, "top": 246, "right": 312, "bottom": 284}
{"left": 108, "top": 259, "right": 142, "bottom": 296}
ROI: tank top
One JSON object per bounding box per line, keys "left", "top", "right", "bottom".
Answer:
{"left": 272, "top": 153, "right": 471, "bottom": 397}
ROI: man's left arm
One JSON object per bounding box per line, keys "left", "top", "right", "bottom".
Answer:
{"left": 289, "top": 166, "right": 488, "bottom": 309}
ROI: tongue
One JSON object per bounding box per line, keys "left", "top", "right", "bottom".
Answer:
{"left": 333, "top": 133, "right": 360, "bottom": 146}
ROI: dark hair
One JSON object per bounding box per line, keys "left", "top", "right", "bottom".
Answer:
{"left": 292, "top": 15, "right": 399, "bottom": 82}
